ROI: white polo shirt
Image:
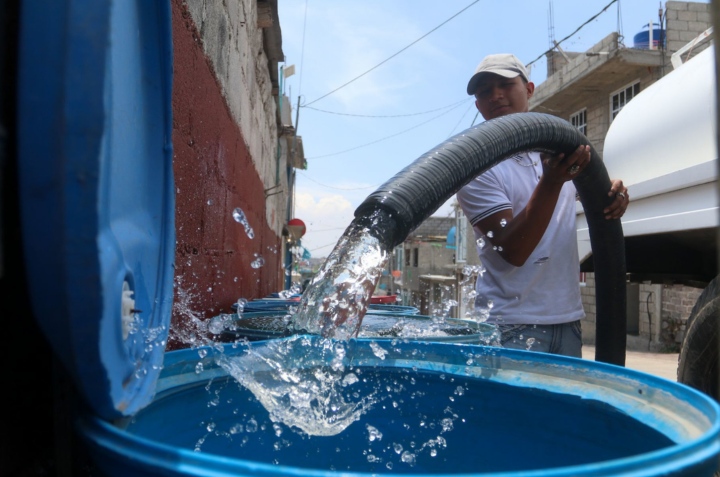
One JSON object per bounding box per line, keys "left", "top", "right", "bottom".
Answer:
{"left": 456, "top": 151, "right": 585, "bottom": 325}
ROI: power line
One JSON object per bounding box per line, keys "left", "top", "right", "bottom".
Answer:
{"left": 307, "top": 226, "right": 349, "bottom": 233}
{"left": 303, "top": 0, "right": 481, "bottom": 106}
{"left": 446, "top": 101, "right": 476, "bottom": 138}
{"left": 309, "top": 241, "right": 341, "bottom": 253}
{"left": 526, "top": 0, "right": 618, "bottom": 68}
{"left": 306, "top": 100, "right": 469, "bottom": 160}
{"left": 298, "top": 171, "right": 380, "bottom": 190}
{"left": 303, "top": 98, "right": 469, "bottom": 118}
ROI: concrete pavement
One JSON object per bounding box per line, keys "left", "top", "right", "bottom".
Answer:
{"left": 582, "top": 345, "right": 680, "bottom": 382}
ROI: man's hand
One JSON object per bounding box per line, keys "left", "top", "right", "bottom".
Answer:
{"left": 604, "top": 180, "right": 629, "bottom": 219}
{"left": 540, "top": 145, "right": 591, "bottom": 184}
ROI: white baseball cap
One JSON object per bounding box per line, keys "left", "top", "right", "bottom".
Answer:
{"left": 466, "top": 53, "right": 529, "bottom": 95}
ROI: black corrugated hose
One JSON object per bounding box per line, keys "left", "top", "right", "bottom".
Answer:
{"left": 354, "top": 112, "right": 627, "bottom": 366}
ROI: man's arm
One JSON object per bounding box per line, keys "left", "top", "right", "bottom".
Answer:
{"left": 475, "top": 145, "right": 591, "bottom": 267}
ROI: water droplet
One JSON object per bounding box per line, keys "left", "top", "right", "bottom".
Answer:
{"left": 366, "top": 424, "right": 383, "bottom": 442}
{"left": 401, "top": 451, "right": 416, "bottom": 465}
{"left": 207, "top": 199, "right": 213, "bottom": 206}
{"left": 486, "top": 231, "right": 494, "bottom": 238}
{"left": 500, "top": 218, "right": 507, "bottom": 227}
{"left": 369, "top": 341, "right": 387, "bottom": 360}
{"left": 232, "top": 207, "right": 255, "bottom": 239}
{"left": 245, "top": 419, "right": 258, "bottom": 433}
{"left": 208, "top": 316, "right": 225, "bottom": 334}
{"left": 476, "top": 237, "right": 485, "bottom": 248}
{"left": 251, "top": 254, "right": 265, "bottom": 268}
{"left": 497, "top": 246, "right": 503, "bottom": 251}
{"left": 534, "top": 257, "right": 550, "bottom": 265}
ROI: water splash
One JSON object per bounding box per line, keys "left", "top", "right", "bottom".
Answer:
{"left": 217, "top": 336, "right": 378, "bottom": 436}
{"left": 291, "top": 219, "right": 388, "bottom": 340}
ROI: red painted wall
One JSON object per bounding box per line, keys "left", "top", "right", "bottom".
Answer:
{"left": 169, "top": 0, "right": 282, "bottom": 347}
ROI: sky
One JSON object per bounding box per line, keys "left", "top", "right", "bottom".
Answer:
{"left": 277, "top": 0, "right": 709, "bottom": 259}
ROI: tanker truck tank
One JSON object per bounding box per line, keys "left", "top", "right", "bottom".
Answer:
{"left": 576, "top": 43, "right": 718, "bottom": 401}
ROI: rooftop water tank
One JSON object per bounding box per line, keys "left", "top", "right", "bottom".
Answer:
{"left": 634, "top": 24, "right": 666, "bottom": 49}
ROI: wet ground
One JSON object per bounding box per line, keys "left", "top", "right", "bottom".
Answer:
{"left": 582, "top": 345, "right": 679, "bottom": 382}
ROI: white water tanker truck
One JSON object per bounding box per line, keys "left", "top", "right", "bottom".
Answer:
{"left": 576, "top": 42, "right": 718, "bottom": 399}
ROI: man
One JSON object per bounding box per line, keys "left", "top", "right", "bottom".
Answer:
{"left": 456, "top": 53, "right": 629, "bottom": 357}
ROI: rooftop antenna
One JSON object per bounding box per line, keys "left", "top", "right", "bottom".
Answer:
{"left": 616, "top": 0, "right": 624, "bottom": 46}
{"left": 547, "top": 0, "right": 556, "bottom": 74}
{"left": 548, "top": 0, "right": 556, "bottom": 49}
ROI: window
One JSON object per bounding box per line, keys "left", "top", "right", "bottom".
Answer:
{"left": 413, "top": 248, "right": 419, "bottom": 267}
{"left": 404, "top": 248, "right": 411, "bottom": 267}
{"left": 610, "top": 81, "right": 641, "bottom": 121}
{"left": 570, "top": 109, "right": 587, "bottom": 135}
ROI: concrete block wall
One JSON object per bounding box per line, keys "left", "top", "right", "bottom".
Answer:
{"left": 661, "top": 283, "right": 704, "bottom": 346}
{"left": 665, "top": 1, "right": 713, "bottom": 56}
{"left": 580, "top": 274, "right": 706, "bottom": 351}
{"left": 580, "top": 273, "right": 597, "bottom": 344}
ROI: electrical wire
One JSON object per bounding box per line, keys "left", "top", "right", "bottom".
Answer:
{"left": 298, "top": 171, "right": 380, "bottom": 190}
{"left": 306, "top": 100, "right": 470, "bottom": 160}
{"left": 309, "top": 241, "right": 341, "bottom": 253}
{"left": 526, "top": 0, "right": 619, "bottom": 68}
{"left": 303, "top": 98, "right": 469, "bottom": 118}
{"left": 303, "top": 0, "right": 481, "bottom": 106}
{"left": 446, "top": 101, "right": 477, "bottom": 138}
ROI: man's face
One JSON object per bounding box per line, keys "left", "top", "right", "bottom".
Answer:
{"left": 473, "top": 74, "right": 534, "bottom": 120}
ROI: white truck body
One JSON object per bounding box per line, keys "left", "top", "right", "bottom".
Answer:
{"left": 576, "top": 44, "right": 718, "bottom": 274}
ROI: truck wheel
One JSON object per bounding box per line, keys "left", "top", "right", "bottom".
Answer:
{"left": 677, "top": 274, "right": 720, "bottom": 401}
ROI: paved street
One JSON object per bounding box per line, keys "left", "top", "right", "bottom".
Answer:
{"left": 582, "top": 345, "right": 679, "bottom": 382}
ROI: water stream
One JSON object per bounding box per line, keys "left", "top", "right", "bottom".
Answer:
{"left": 176, "top": 209, "right": 492, "bottom": 444}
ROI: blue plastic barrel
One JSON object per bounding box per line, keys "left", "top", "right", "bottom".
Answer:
{"left": 77, "top": 338, "right": 720, "bottom": 476}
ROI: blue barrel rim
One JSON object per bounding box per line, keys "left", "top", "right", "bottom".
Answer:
{"left": 217, "top": 311, "right": 497, "bottom": 343}
{"left": 77, "top": 338, "right": 720, "bottom": 477}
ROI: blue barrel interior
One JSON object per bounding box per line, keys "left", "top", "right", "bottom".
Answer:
{"left": 78, "top": 338, "right": 720, "bottom": 476}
